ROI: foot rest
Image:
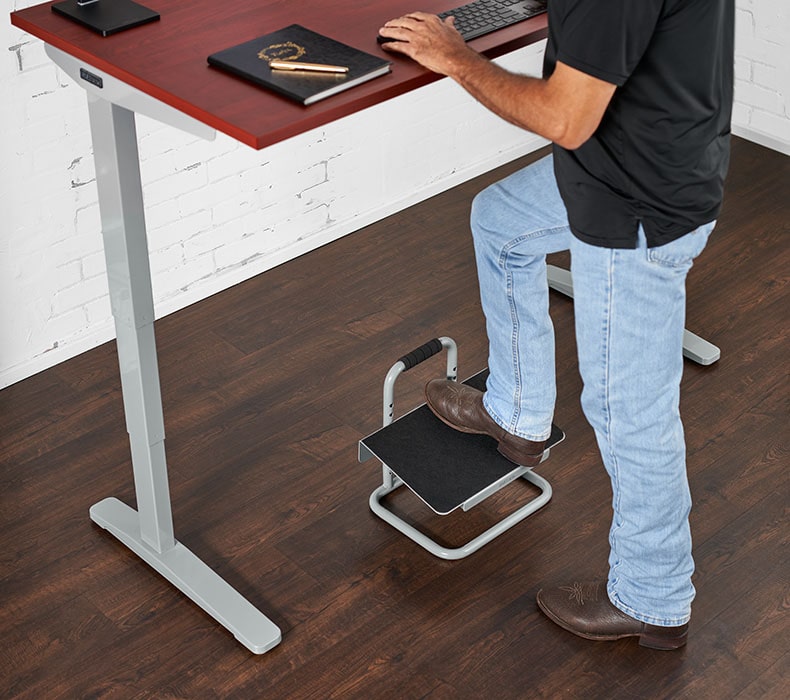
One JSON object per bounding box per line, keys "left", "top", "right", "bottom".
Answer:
{"left": 360, "top": 370, "right": 565, "bottom": 515}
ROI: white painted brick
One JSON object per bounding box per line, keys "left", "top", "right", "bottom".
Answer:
{"left": 735, "top": 79, "right": 784, "bottom": 115}
{"left": 734, "top": 55, "right": 752, "bottom": 82}
{"left": 145, "top": 198, "right": 182, "bottom": 231}
{"left": 751, "top": 109, "right": 790, "bottom": 140}
{"left": 143, "top": 162, "right": 208, "bottom": 207}
{"left": 176, "top": 176, "right": 240, "bottom": 215}
{"left": 735, "top": 7, "right": 755, "bottom": 41}
{"left": 31, "top": 138, "right": 71, "bottom": 175}
{"left": 8, "top": 216, "right": 54, "bottom": 257}
{"left": 18, "top": 63, "right": 58, "bottom": 98}
{"left": 48, "top": 231, "right": 103, "bottom": 272}
{"left": 138, "top": 119, "right": 201, "bottom": 155}
{"left": 736, "top": 33, "right": 787, "bottom": 68}
{"left": 206, "top": 146, "right": 261, "bottom": 183}
{"left": 214, "top": 231, "right": 269, "bottom": 271}
{"left": 169, "top": 137, "right": 233, "bottom": 173}
{"left": 57, "top": 260, "right": 82, "bottom": 289}
{"left": 731, "top": 101, "right": 752, "bottom": 126}
{"left": 62, "top": 107, "right": 93, "bottom": 145}
{"left": 755, "top": 1, "right": 789, "bottom": 46}
{"left": 753, "top": 62, "right": 778, "bottom": 90}
{"left": 20, "top": 150, "right": 63, "bottom": 191}
{"left": 274, "top": 202, "right": 333, "bottom": 243}
{"left": 53, "top": 275, "right": 109, "bottom": 315}
{"left": 5, "top": 41, "right": 26, "bottom": 76}
{"left": 2, "top": 93, "right": 27, "bottom": 137}
{"left": 44, "top": 307, "right": 88, "bottom": 344}
{"left": 211, "top": 188, "right": 261, "bottom": 227}
{"left": 153, "top": 255, "right": 217, "bottom": 301}
{"left": 23, "top": 83, "right": 69, "bottom": 124}
{"left": 149, "top": 209, "right": 212, "bottom": 251}
{"left": 18, "top": 202, "right": 77, "bottom": 254}
{"left": 24, "top": 113, "right": 68, "bottom": 147}
{"left": 75, "top": 204, "right": 101, "bottom": 238}
{"left": 296, "top": 160, "right": 330, "bottom": 193}
{"left": 84, "top": 296, "right": 112, "bottom": 326}
{"left": 296, "top": 179, "right": 337, "bottom": 212}
{"left": 183, "top": 227, "right": 224, "bottom": 259}
{"left": 71, "top": 179, "right": 100, "bottom": 208}
{"left": 150, "top": 244, "right": 185, "bottom": 276}
{"left": 301, "top": 134, "right": 345, "bottom": 166}
{"left": 140, "top": 150, "right": 177, "bottom": 184}
{"left": 82, "top": 250, "right": 107, "bottom": 281}
{"left": 17, "top": 38, "right": 50, "bottom": 73}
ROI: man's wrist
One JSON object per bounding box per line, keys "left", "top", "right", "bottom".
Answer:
{"left": 446, "top": 47, "right": 489, "bottom": 84}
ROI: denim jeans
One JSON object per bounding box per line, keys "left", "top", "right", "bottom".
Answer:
{"left": 470, "top": 154, "right": 714, "bottom": 626}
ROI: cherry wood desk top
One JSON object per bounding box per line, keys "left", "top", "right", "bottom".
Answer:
{"left": 11, "top": 0, "right": 547, "bottom": 149}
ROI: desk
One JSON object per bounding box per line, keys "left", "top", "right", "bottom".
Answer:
{"left": 10, "top": 0, "right": 548, "bottom": 654}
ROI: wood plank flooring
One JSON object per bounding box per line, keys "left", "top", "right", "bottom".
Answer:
{"left": 1, "top": 137, "right": 787, "bottom": 699}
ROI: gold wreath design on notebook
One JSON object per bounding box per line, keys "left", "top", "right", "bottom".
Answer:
{"left": 258, "top": 42, "right": 306, "bottom": 62}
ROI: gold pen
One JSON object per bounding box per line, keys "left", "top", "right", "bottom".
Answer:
{"left": 269, "top": 60, "right": 349, "bottom": 74}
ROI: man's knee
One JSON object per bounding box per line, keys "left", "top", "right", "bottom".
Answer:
{"left": 470, "top": 184, "right": 499, "bottom": 240}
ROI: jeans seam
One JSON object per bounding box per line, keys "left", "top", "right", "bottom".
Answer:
{"left": 505, "top": 269, "right": 522, "bottom": 432}
{"left": 498, "top": 226, "right": 566, "bottom": 434}
{"left": 604, "top": 250, "right": 623, "bottom": 568}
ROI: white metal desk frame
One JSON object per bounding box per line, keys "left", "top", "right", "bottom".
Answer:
{"left": 43, "top": 41, "right": 721, "bottom": 657}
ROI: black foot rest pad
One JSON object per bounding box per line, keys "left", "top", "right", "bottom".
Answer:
{"left": 360, "top": 370, "right": 564, "bottom": 515}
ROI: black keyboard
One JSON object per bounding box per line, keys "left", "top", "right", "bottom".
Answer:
{"left": 439, "top": 0, "right": 547, "bottom": 41}
{"left": 379, "top": 1, "right": 547, "bottom": 44}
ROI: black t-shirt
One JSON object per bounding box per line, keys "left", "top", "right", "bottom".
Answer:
{"left": 543, "top": 0, "right": 734, "bottom": 248}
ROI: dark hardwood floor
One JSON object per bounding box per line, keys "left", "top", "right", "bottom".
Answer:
{"left": 1, "top": 137, "right": 787, "bottom": 699}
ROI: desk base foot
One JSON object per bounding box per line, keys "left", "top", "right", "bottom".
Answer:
{"left": 90, "top": 497, "right": 282, "bottom": 654}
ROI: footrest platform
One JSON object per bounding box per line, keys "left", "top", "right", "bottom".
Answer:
{"left": 361, "top": 411, "right": 563, "bottom": 515}
{"left": 361, "top": 370, "right": 563, "bottom": 527}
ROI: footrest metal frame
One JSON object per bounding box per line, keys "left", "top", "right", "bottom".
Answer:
{"left": 363, "top": 337, "right": 554, "bottom": 560}
{"left": 369, "top": 467, "right": 551, "bottom": 560}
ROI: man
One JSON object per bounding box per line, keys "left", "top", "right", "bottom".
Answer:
{"left": 379, "top": 1, "right": 734, "bottom": 650}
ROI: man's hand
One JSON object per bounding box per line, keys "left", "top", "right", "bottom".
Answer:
{"left": 378, "top": 12, "right": 481, "bottom": 78}
{"left": 378, "top": 12, "right": 616, "bottom": 150}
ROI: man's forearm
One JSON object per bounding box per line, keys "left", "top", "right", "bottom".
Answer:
{"left": 379, "top": 12, "right": 616, "bottom": 150}
{"left": 445, "top": 51, "right": 573, "bottom": 147}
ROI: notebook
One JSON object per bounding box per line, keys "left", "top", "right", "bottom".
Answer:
{"left": 208, "top": 24, "right": 391, "bottom": 105}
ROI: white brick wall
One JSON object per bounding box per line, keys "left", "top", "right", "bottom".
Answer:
{"left": 733, "top": 0, "right": 790, "bottom": 153}
{"left": 2, "top": 1, "right": 789, "bottom": 388}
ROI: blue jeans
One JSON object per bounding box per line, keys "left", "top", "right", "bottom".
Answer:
{"left": 471, "top": 154, "right": 714, "bottom": 626}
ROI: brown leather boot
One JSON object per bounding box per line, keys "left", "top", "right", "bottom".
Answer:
{"left": 536, "top": 581, "right": 689, "bottom": 650}
{"left": 424, "top": 379, "right": 546, "bottom": 466}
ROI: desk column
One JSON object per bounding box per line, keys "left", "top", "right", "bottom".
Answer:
{"left": 86, "top": 94, "right": 282, "bottom": 654}
{"left": 88, "top": 95, "right": 174, "bottom": 552}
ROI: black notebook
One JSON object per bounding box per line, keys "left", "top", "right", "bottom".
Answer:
{"left": 208, "top": 25, "right": 391, "bottom": 105}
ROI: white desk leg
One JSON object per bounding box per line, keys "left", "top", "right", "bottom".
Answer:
{"left": 546, "top": 264, "right": 720, "bottom": 365}
{"left": 86, "top": 95, "right": 281, "bottom": 654}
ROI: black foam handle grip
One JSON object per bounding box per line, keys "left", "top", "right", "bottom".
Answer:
{"left": 398, "top": 338, "right": 443, "bottom": 371}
